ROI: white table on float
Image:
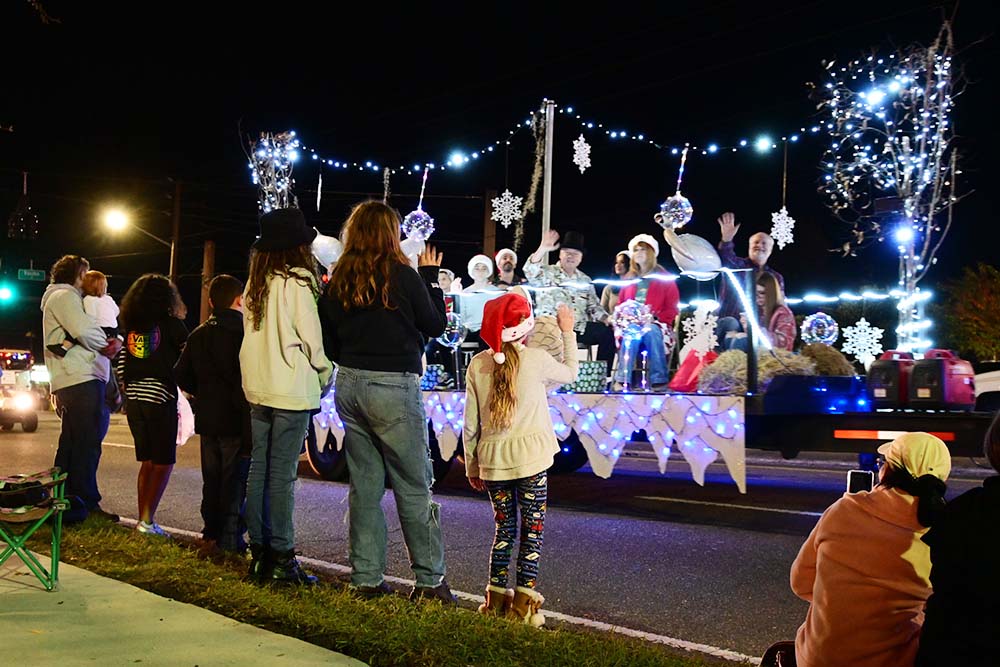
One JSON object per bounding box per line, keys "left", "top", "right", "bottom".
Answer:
{"left": 313, "top": 390, "right": 747, "bottom": 493}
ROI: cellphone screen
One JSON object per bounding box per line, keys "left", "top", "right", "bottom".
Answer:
{"left": 847, "top": 470, "right": 875, "bottom": 493}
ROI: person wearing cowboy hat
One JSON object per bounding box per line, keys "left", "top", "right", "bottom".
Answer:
{"left": 523, "top": 229, "right": 615, "bottom": 365}
{"left": 490, "top": 248, "right": 526, "bottom": 287}
{"left": 611, "top": 234, "right": 679, "bottom": 392}
{"left": 463, "top": 292, "right": 578, "bottom": 626}
{"left": 240, "top": 206, "right": 333, "bottom": 586}
{"left": 791, "top": 432, "right": 952, "bottom": 667}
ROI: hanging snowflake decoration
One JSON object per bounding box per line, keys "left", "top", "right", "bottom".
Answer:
{"left": 490, "top": 189, "right": 523, "bottom": 229}
{"left": 770, "top": 206, "right": 796, "bottom": 249}
{"left": 681, "top": 303, "right": 719, "bottom": 360}
{"left": 841, "top": 317, "right": 884, "bottom": 368}
{"left": 572, "top": 134, "right": 592, "bottom": 174}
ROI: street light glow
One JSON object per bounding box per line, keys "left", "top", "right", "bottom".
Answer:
{"left": 104, "top": 209, "right": 129, "bottom": 231}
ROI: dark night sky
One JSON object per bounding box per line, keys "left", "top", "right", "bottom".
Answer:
{"left": 1, "top": 0, "right": 997, "bottom": 351}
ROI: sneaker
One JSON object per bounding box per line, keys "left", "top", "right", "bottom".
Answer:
{"left": 409, "top": 580, "right": 457, "bottom": 606}
{"left": 135, "top": 520, "right": 170, "bottom": 537}
{"left": 90, "top": 506, "right": 120, "bottom": 523}
{"left": 350, "top": 581, "right": 393, "bottom": 599}
{"left": 270, "top": 549, "right": 317, "bottom": 586}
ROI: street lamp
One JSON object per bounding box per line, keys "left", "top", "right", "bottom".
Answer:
{"left": 102, "top": 207, "right": 177, "bottom": 281}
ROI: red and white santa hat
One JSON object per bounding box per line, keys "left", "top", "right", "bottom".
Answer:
{"left": 481, "top": 292, "right": 535, "bottom": 364}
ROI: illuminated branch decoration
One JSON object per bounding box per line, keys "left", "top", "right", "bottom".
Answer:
{"left": 815, "top": 22, "right": 963, "bottom": 352}
{"left": 247, "top": 131, "right": 301, "bottom": 214}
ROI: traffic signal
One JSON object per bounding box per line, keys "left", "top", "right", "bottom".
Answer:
{"left": 0, "top": 283, "right": 16, "bottom": 304}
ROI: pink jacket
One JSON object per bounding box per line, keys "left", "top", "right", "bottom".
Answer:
{"left": 767, "top": 304, "right": 796, "bottom": 351}
{"left": 791, "top": 487, "right": 932, "bottom": 667}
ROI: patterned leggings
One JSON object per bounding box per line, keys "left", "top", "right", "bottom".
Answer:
{"left": 484, "top": 471, "right": 547, "bottom": 589}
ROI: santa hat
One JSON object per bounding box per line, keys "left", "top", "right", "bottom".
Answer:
{"left": 494, "top": 248, "right": 517, "bottom": 266}
{"left": 467, "top": 254, "right": 494, "bottom": 278}
{"left": 481, "top": 292, "right": 535, "bottom": 364}
{"left": 628, "top": 233, "right": 659, "bottom": 257}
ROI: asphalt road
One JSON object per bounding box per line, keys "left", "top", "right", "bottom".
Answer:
{"left": 2, "top": 413, "right": 991, "bottom": 660}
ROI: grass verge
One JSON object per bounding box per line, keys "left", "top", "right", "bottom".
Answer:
{"left": 26, "top": 517, "right": 742, "bottom": 667}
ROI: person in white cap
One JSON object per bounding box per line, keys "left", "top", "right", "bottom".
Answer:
{"left": 463, "top": 292, "right": 577, "bottom": 627}
{"left": 463, "top": 254, "right": 494, "bottom": 293}
{"left": 790, "top": 432, "right": 952, "bottom": 667}
{"left": 491, "top": 248, "right": 526, "bottom": 287}
{"left": 612, "top": 234, "right": 679, "bottom": 392}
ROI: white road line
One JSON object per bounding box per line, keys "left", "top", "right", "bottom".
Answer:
{"left": 102, "top": 441, "right": 134, "bottom": 449}
{"left": 636, "top": 496, "right": 824, "bottom": 517}
{"left": 117, "top": 518, "right": 761, "bottom": 665}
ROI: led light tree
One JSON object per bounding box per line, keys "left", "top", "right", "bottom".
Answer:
{"left": 816, "top": 22, "right": 961, "bottom": 353}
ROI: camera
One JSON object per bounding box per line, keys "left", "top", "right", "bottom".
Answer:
{"left": 847, "top": 469, "right": 875, "bottom": 493}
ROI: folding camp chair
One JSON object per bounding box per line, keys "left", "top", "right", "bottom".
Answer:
{"left": 0, "top": 467, "right": 69, "bottom": 591}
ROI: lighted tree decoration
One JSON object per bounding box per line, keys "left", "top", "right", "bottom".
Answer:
{"left": 815, "top": 22, "right": 963, "bottom": 353}
{"left": 247, "top": 131, "right": 300, "bottom": 214}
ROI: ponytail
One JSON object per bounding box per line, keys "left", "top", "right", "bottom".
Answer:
{"left": 488, "top": 342, "right": 521, "bottom": 431}
{"left": 880, "top": 466, "right": 947, "bottom": 527}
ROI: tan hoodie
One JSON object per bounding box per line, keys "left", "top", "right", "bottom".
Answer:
{"left": 791, "top": 486, "right": 931, "bottom": 667}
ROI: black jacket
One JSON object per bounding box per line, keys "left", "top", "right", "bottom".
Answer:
{"left": 319, "top": 264, "right": 446, "bottom": 375}
{"left": 916, "top": 475, "right": 1000, "bottom": 667}
{"left": 174, "top": 309, "right": 250, "bottom": 442}
{"left": 121, "top": 316, "right": 188, "bottom": 385}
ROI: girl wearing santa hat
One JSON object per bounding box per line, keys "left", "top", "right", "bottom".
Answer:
{"left": 463, "top": 292, "right": 578, "bottom": 626}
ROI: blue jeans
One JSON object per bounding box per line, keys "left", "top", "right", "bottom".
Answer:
{"left": 716, "top": 316, "right": 742, "bottom": 352}
{"left": 246, "top": 405, "right": 310, "bottom": 552}
{"left": 54, "top": 379, "right": 110, "bottom": 510}
{"left": 614, "top": 327, "right": 668, "bottom": 385}
{"left": 334, "top": 367, "right": 445, "bottom": 588}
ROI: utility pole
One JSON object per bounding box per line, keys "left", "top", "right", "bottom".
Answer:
{"left": 541, "top": 99, "right": 555, "bottom": 255}
{"left": 483, "top": 189, "right": 497, "bottom": 257}
{"left": 199, "top": 240, "right": 216, "bottom": 324}
{"left": 169, "top": 180, "right": 182, "bottom": 283}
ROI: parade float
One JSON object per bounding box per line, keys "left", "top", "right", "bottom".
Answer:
{"left": 246, "top": 22, "right": 994, "bottom": 494}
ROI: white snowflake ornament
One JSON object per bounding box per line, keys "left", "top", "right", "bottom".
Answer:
{"left": 572, "top": 134, "right": 592, "bottom": 174}
{"left": 680, "top": 303, "right": 719, "bottom": 360}
{"left": 841, "top": 317, "right": 884, "bottom": 369}
{"left": 490, "top": 189, "right": 523, "bottom": 229}
{"left": 770, "top": 206, "right": 796, "bottom": 249}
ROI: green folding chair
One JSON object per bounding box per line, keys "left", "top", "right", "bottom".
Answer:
{"left": 0, "top": 467, "right": 69, "bottom": 591}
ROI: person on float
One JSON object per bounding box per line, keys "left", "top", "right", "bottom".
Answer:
{"left": 319, "top": 200, "right": 454, "bottom": 603}
{"left": 523, "top": 229, "right": 615, "bottom": 365}
{"left": 599, "top": 250, "right": 632, "bottom": 316}
{"left": 915, "top": 411, "right": 1000, "bottom": 667}
{"left": 723, "top": 272, "right": 796, "bottom": 352}
{"left": 791, "top": 432, "right": 951, "bottom": 667}
{"left": 691, "top": 212, "right": 784, "bottom": 348}
{"left": 464, "top": 292, "right": 578, "bottom": 626}
{"left": 612, "top": 234, "right": 679, "bottom": 392}
{"left": 240, "top": 207, "right": 332, "bottom": 586}
{"left": 437, "top": 268, "right": 457, "bottom": 293}
{"left": 491, "top": 248, "right": 526, "bottom": 287}
{"left": 463, "top": 254, "right": 495, "bottom": 293}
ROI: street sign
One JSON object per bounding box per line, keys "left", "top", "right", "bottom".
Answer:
{"left": 17, "top": 269, "right": 46, "bottom": 282}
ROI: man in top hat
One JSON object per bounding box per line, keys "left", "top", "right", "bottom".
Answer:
{"left": 523, "top": 229, "right": 615, "bottom": 364}
{"left": 490, "top": 248, "right": 526, "bottom": 287}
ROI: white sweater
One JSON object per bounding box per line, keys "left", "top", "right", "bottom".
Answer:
{"left": 463, "top": 332, "right": 578, "bottom": 481}
{"left": 240, "top": 269, "right": 333, "bottom": 411}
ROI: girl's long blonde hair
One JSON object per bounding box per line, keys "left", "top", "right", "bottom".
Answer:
{"left": 488, "top": 341, "right": 521, "bottom": 431}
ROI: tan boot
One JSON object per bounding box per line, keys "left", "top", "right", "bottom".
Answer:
{"left": 507, "top": 586, "right": 545, "bottom": 627}
{"left": 478, "top": 585, "right": 513, "bottom": 616}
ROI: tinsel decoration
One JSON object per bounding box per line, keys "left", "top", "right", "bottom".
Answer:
{"left": 516, "top": 110, "right": 546, "bottom": 251}
{"left": 7, "top": 172, "right": 40, "bottom": 240}
{"left": 382, "top": 167, "right": 391, "bottom": 203}
{"left": 248, "top": 131, "right": 300, "bottom": 214}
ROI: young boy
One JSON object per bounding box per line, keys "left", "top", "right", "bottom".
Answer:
{"left": 174, "top": 275, "right": 251, "bottom": 553}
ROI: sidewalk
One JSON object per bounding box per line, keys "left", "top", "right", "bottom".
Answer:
{"left": 1, "top": 553, "right": 365, "bottom": 667}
